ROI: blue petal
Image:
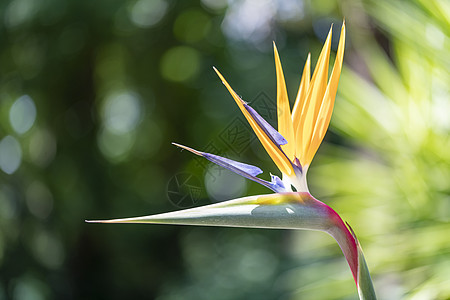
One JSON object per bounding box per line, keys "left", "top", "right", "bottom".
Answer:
{"left": 172, "top": 143, "right": 285, "bottom": 193}
{"left": 243, "top": 103, "right": 287, "bottom": 146}
{"left": 270, "top": 174, "right": 286, "bottom": 191}
{"left": 203, "top": 152, "right": 263, "bottom": 177}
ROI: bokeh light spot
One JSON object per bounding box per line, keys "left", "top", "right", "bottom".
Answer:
{"left": 222, "top": 0, "right": 276, "bottom": 47}
{"left": 9, "top": 95, "right": 37, "bottom": 135}
{"left": 0, "top": 185, "right": 19, "bottom": 221}
{"left": 239, "top": 249, "right": 277, "bottom": 283}
{"left": 129, "top": 0, "right": 168, "bottom": 28}
{"left": 132, "top": 119, "right": 162, "bottom": 158}
{"left": 97, "top": 128, "right": 135, "bottom": 162}
{"left": 201, "top": 0, "right": 227, "bottom": 11}
{"left": 310, "top": 0, "right": 336, "bottom": 14}
{"left": 174, "top": 9, "right": 211, "bottom": 43}
{"left": 12, "top": 275, "right": 48, "bottom": 300}
{"left": 0, "top": 136, "right": 22, "bottom": 175}
{"left": 102, "top": 91, "right": 142, "bottom": 134}
{"left": 205, "top": 167, "right": 246, "bottom": 202}
{"left": 32, "top": 230, "right": 64, "bottom": 269}
{"left": 10, "top": 37, "right": 44, "bottom": 79}
{"left": 276, "top": 0, "right": 304, "bottom": 22}
{"left": 4, "top": 0, "right": 39, "bottom": 28}
{"left": 160, "top": 46, "right": 201, "bottom": 82}
{"left": 29, "top": 128, "right": 56, "bottom": 167}
{"left": 26, "top": 181, "right": 53, "bottom": 220}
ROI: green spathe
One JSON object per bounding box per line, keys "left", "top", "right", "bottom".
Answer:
{"left": 87, "top": 192, "right": 376, "bottom": 299}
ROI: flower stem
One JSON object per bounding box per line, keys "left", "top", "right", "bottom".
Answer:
{"left": 325, "top": 207, "right": 377, "bottom": 299}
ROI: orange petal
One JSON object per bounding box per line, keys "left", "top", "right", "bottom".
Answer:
{"left": 292, "top": 53, "right": 311, "bottom": 159}
{"left": 296, "top": 26, "right": 333, "bottom": 166}
{"left": 213, "top": 67, "right": 295, "bottom": 176}
{"left": 273, "top": 43, "right": 295, "bottom": 160}
{"left": 307, "top": 22, "right": 346, "bottom": 162}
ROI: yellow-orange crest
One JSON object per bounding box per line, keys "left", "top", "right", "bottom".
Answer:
{"left": 215, "top": 22, "right": 346, "bottom": 176}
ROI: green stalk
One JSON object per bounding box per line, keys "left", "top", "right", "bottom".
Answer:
{"left": 87, "top": 192, "right": 376, "bottom": 299}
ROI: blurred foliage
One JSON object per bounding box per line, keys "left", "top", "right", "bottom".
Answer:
{"left": 0, "top": 0, "right": 449, "bottom": 299}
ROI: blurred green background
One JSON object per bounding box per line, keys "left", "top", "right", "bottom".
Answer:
{"left": 0, "top": 0, "right": 449, "bottom": 299}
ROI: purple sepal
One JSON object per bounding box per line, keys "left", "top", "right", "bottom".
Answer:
{"left": 203, "top": 153, "right": 263, "bottom": 177}
{"left": 202, "top": 152, "right": 283, "bottom": 192}
{"left": 270, "top": 174, "right": 286, "bottom": 192}
{"left": 293, "top": 157, "right": 303, "bottom": 174}
{"left": 243, "top": 103, "right": 287, "bottom": 146}
{"left": 173, "top": 142, "right": 286, "bottom": 193}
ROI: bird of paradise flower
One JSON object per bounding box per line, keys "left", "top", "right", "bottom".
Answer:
{"left": 88, "top": 22, "right": 376, "bottom": 299}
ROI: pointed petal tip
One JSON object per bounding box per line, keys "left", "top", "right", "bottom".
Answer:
{"left": 273, "top": 43, "right": 280, "bottom": 58}
{"left": 86, "top": 218, "right": 135, "bottom": 224}
{"left": 212, "top": 65, "right": 224, "bottom": 78}
{"left": 172, "top": 143, "right": 202, "bottom": 156}
{"left": 86, "top": 217, "right": 148, "bottom": 224}
{"left": 213, "top": 67, "right": 246, "bottom": 106}
{"left": 340, "top": 21, "right": 346, "bottom": 35}
{"left": 326, "top": 26, "right": 333, "bottom": 39}
{"left": 85, "top": 219, "right": 110, "bottom": 223}
{"left": 172, "top": 142, "right": 185, "bottom": 148}
{"left": 213, "top": 66, "right": 222, "bottom": 80}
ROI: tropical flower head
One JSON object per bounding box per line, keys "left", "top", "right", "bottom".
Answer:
{"left": 88, "top": 22, "right": 377, "bottom": 300}
{"left": 173, "top": 22, "right": 345, "bottom": 194}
